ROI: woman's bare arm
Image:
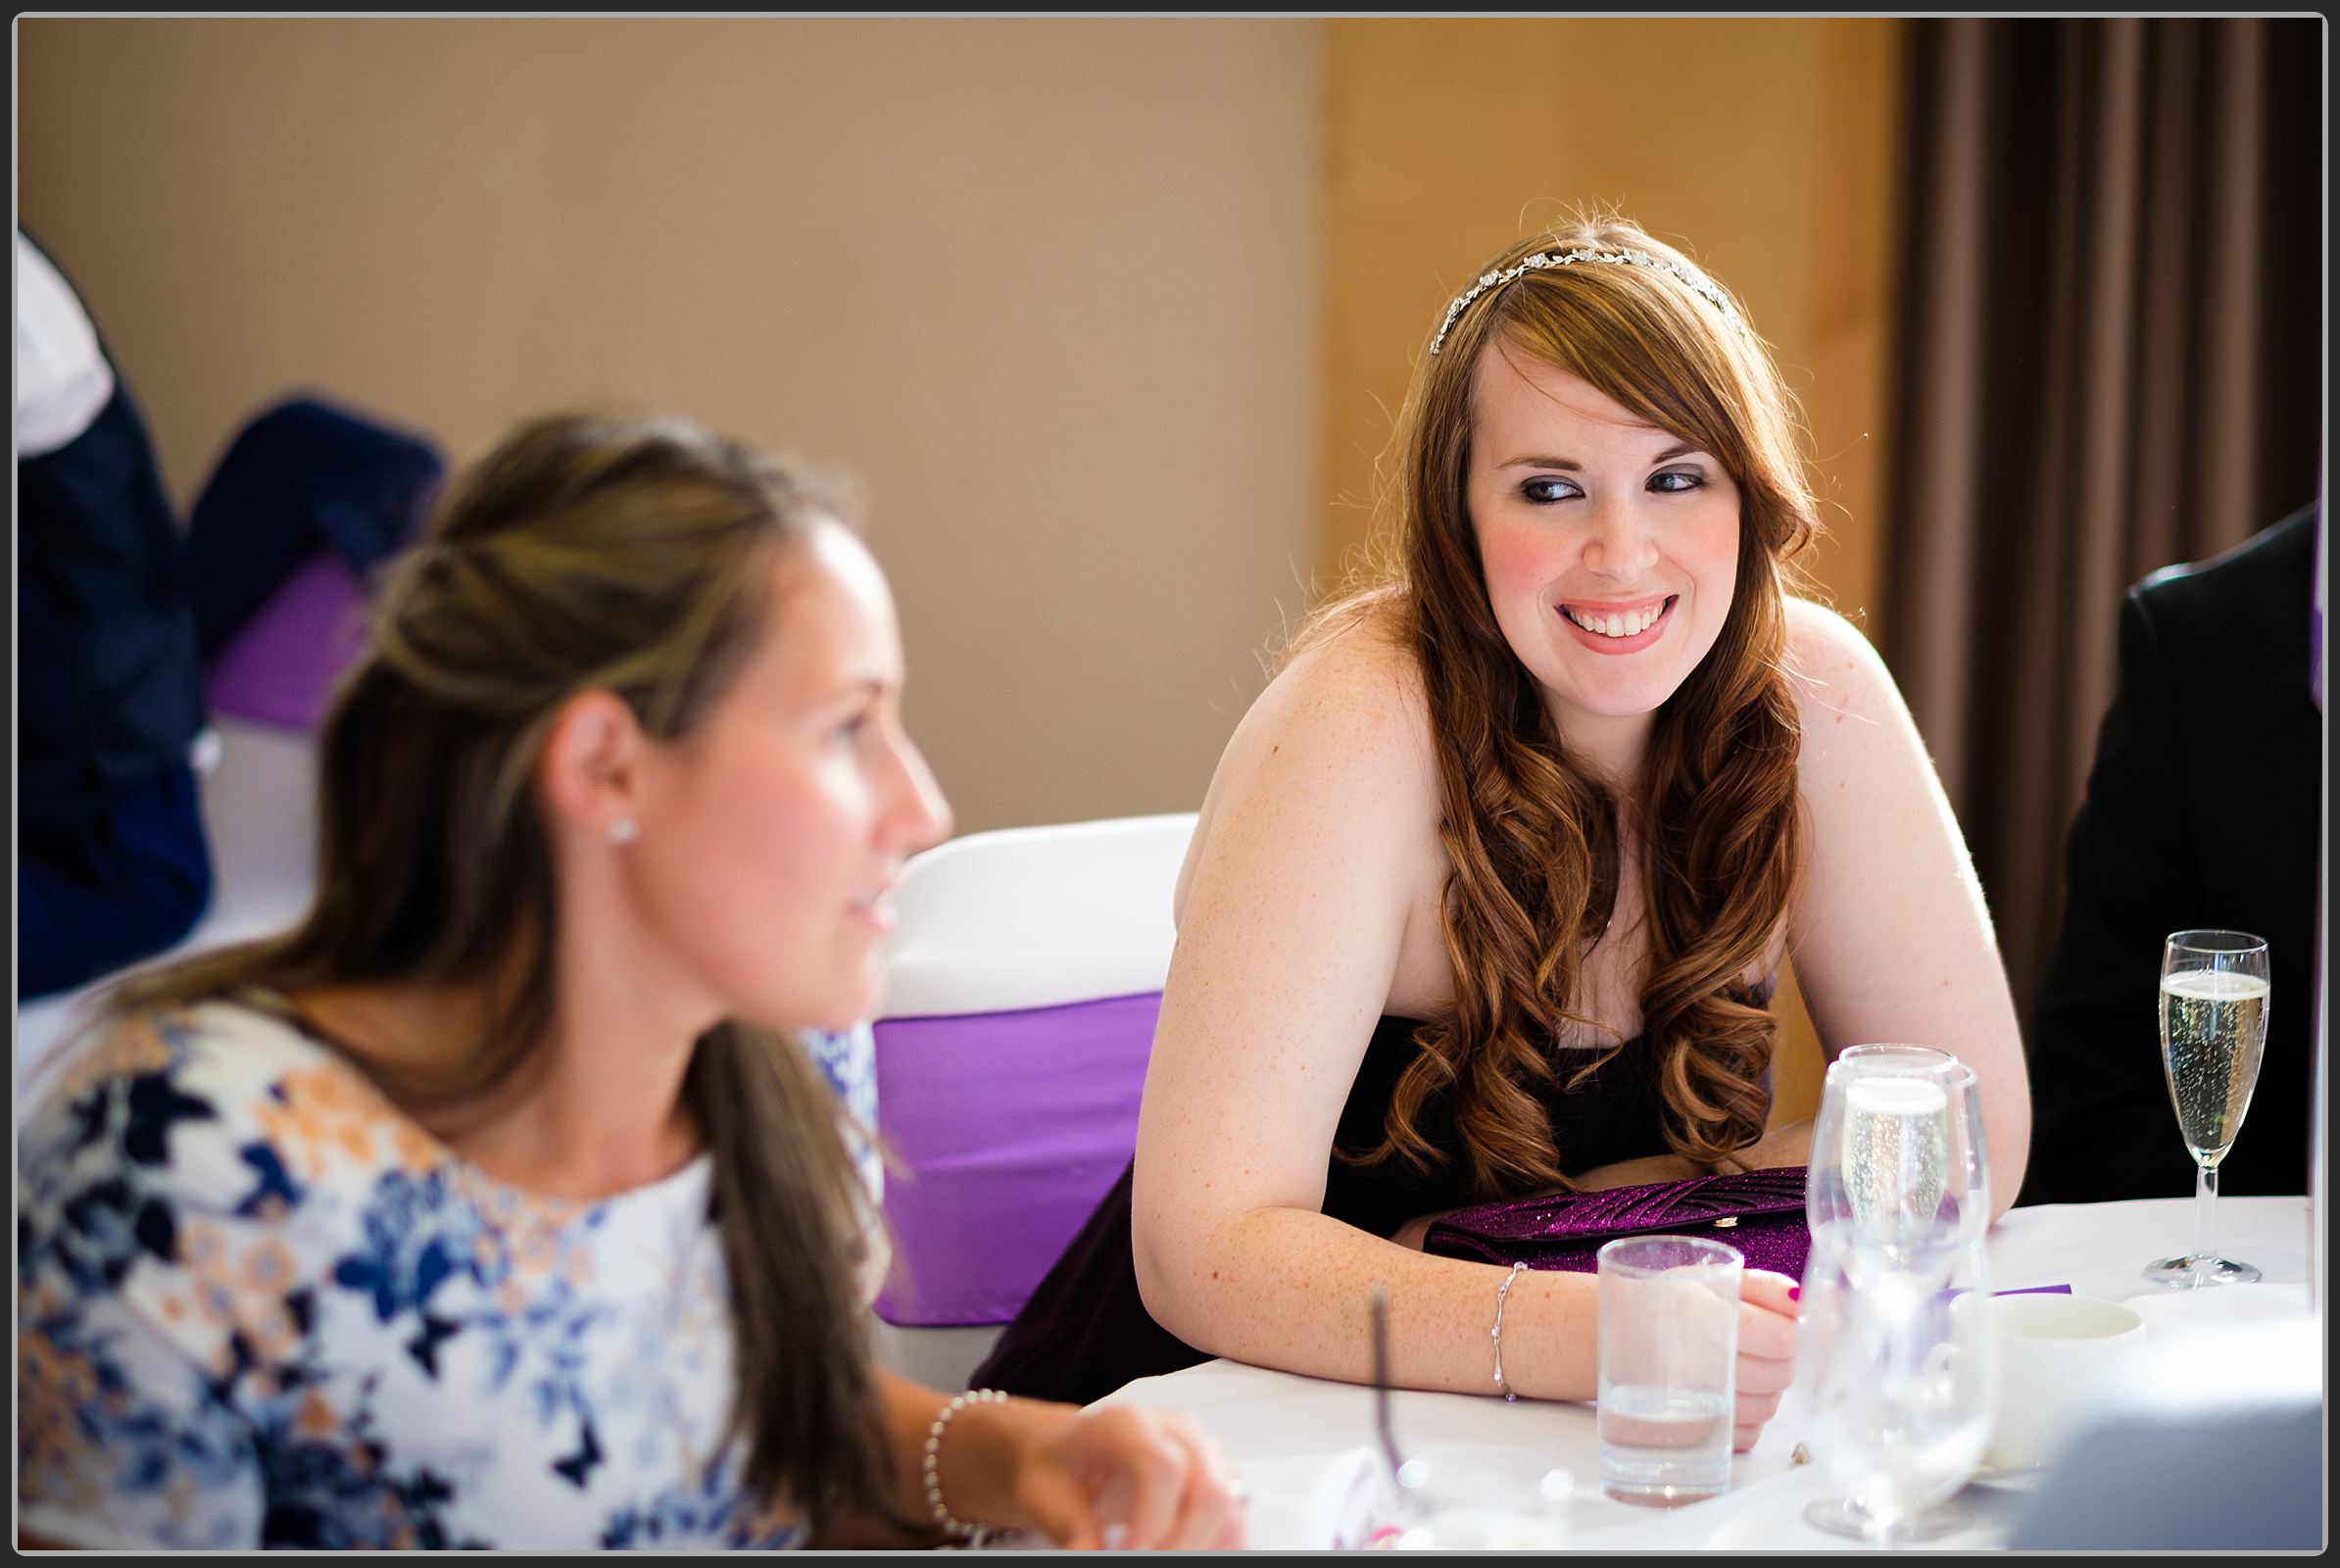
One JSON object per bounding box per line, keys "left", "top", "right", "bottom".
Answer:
{"left": 1133, "top": 630, "right": 1613, "bottom": 1400}
{"left": 1780, "top": 599, "right": 2032, "bottom": 1216}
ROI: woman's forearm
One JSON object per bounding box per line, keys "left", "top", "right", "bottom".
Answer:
{"left": 1137, "top": 1205, "right": 1602, "bottom": 1402}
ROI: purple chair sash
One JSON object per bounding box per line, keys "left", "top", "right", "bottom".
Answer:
{"left": 873, "top": 991, "right": 1160, "bottom": 1327}
{"left": 205, "top": 549, "right": 369, "bottom": 730}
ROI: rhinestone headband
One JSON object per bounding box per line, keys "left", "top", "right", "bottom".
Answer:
{"left": 1429, "top": 246, "right": 1745, "bottom": 355}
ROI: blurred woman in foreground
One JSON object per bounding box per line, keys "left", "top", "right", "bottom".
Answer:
{"left": 17, "top": 414, "right": 1242, "bottom": 1550}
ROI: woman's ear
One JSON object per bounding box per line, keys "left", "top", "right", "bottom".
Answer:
{"left": 537, "top": 690, "right": 648, "bottom": 845}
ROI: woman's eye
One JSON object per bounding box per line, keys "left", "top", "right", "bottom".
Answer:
{"left": 1520, "top": 476, "right": 1582, "bottom": 505}
{"left": 1650, "top": 468, "right": 1705, "bottom": 494}
{"left": 831, "top": 714, "right": 871, "bottom": 748}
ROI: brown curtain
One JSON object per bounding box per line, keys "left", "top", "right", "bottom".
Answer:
{"left": 1883, "top": 17, "right": 2323, "bottom": 1018}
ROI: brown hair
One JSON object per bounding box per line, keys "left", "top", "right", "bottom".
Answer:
{"left": 1311, "top": 210, "right": 1815, "bottom": 1199}
{"left": 103, "top": 413, "right": 902, "bottom": 1534}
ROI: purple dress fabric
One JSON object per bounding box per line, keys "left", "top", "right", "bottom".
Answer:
{"left": 872, "top": 991, "right": 1161, "bottom": 1327}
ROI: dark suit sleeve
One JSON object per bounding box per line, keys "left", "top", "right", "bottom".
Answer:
{"left": 2020, "top": 589, "right": 2200, "bottom": 1203}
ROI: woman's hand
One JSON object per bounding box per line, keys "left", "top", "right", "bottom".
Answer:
{"left": 1731, "top": 1269, "right": 1801, "bottom": 1451}
{"left": 999, "top": 1404, "right": 1246, "bottom": 1549}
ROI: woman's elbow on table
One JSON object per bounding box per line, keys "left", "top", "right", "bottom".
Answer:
{"left": 1131, "top": 1202, "right": 1248, "bottom": 1353}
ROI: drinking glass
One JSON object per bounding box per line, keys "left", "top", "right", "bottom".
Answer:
{"left": 1595, "top": 1235, "right": 1742, "bottom": 1507}
{"left": 1807, "top": 1048, "right": 1986, "bottom": 1303}
{"left": 2145, "top": 930, "right": 2270, "bottom": 1289}
{"left": 1829, "top": 1045, "right": 1991, "bottom": 1242}
{"left": 1801, "top": 1228, "right": 1995, "bottom": 1545}
{"left": 1800, "top": 1049, "right": 1993, "bottom": 1542}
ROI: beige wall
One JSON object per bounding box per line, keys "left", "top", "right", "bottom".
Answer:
{"left": 23, "top": 18, "right": 1905, "bottom": 1115}
{"left": 18, "top": 17, "right": 1323, "bottom": 835}
{"left": 1321, "top": 19, "right": 1906, "bottom": 1121}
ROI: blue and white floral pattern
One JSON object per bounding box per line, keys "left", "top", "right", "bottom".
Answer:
{"left": 805, "top": 1021, "right": 883, "bottom": 1209}
{"left": 17, "top": 1000, "right": 880, "bottom": 1550}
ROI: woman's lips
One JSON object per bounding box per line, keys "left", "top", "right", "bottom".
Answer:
{"left": 849, "top": 881, "right": 899, "bottom": 934}
{"left": 1555, "top": 593, "right": 1676, "bottom": 655}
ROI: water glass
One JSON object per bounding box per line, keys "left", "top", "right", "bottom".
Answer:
{"left": 1595, "top": 1235, "right": 1741, "bottom": 1506}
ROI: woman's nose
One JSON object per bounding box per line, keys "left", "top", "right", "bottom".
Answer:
{"left": 1582, "top": 500, "right": 1660, "bottom": 578}
{"left": 889, "top": 739, "right": 953, "bottom": 853}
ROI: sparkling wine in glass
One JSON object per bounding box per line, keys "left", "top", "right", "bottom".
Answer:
{"left": 1843, "top": 1077, "right": 1953, "bottom": 1263}
{"left": 1809, "top": 1050, "right": 1976, "bottom": 1303}
{"left": 2145, "top": 930, "right": 2270, "bottom": 1289}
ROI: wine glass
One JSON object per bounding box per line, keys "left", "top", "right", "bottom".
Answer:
{"left": 2144, "top": 929, "right": 2270, "bottom": 1289}
{"left": 1800, "top": 1226, "right": 1996, "bottom": 1545}
{"left": 1800, "top": 1050, "right": 1994, "bottom": 1542}
{"left": 1807, "top": 1048, "right": 1986, "bottom": 1302}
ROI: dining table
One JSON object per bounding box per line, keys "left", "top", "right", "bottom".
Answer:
{"left": 1085, "top": 1195, "right": 2321, "bottom": 1551}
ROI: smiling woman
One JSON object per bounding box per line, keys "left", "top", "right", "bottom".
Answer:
{"left": 971, "top": 209, "right": 2028, "bottom": 1437}
{"left": 15, "top": 414, "right": 1244, "bottom": 1550}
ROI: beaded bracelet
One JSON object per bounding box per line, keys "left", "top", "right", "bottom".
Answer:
{"left": 923, "top": 1388, "right": 1008, "bottom": 1542}
{"left": 1489, "top": 1260, "right": 1530, "bottom": 1401}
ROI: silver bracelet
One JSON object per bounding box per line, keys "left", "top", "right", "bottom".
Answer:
{"left": 923, "top": 1388, "right": 1008, "bottom": 1540}
{"left": 1489, "top": 1261, "right": 1530, "bottom": 1401}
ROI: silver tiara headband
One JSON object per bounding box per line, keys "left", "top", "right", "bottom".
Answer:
{"left": 1429, "top": 246, "right": 1745, "bottom": 355}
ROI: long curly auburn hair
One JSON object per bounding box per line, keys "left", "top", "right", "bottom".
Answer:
{"left": 1310, "top": 211, "right": 1818, "bottom": 1200}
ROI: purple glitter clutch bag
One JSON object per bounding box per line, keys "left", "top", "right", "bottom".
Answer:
{"left": 1421, "top": 1166, "right": 1811, "bottom": 1279}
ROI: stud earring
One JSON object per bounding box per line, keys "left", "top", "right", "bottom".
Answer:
{"left": 609, "top": 816, "right": 639, "bottom": 846}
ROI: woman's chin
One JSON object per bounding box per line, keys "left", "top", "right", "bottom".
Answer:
{"left": 728, "top": 979, "right": 882, "bottom": 1041}
{"left": 1544, "top": 681, "right": 1677, "bottom": 726}
{"left": 714, "top": 941, "right": 887, "bottom": 1039}
{"left": 810, "top": 967, "right": 887, "bottom": 1036}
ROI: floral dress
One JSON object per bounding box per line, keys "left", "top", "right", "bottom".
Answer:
{"left": 16, "top": 995, "right": 880, "bottom": 1550}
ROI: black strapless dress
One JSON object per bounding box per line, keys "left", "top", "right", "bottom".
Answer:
{"left": 968, "top": 1012, "right": 1679, "bottom": 1405}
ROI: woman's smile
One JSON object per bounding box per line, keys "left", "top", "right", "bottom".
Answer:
{"left": 1556, "top": 592, "right": 1678, "bottom": 653}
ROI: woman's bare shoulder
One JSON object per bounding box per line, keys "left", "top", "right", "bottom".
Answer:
{"left": 1779, "top": 595, "right": 1911, "bottom": 753}
{"left": 1176, "top": 608, "right": 1443, "bottom": 917}
{"left": 1260, "top": 606, "right": 1437, "bottom": 763}
{"left": 1777, "top": 593, "right": 1961, "bottom": 865}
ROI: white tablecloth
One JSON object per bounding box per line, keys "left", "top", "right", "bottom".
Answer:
{"left": 1092, "top": 1197, "right": 2321, "bottom": 1550}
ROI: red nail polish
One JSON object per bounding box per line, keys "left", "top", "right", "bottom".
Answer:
{"left": 1788, "top": 1284, "right": 1801, "bottom": 1302}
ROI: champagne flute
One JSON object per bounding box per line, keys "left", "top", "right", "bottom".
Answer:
{"left": 2144, "top": 929, "right": 2270, "bottom": 1289}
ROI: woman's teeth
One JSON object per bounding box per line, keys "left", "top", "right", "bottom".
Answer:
{"left": 1564, "top": 600, "right": 1665, "bottom": 638}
